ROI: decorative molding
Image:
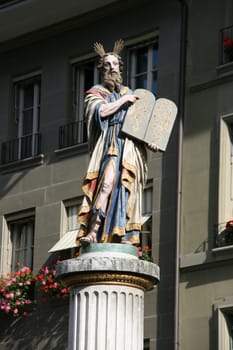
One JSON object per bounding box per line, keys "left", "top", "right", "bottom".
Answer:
{"left": 0, "top": 154, "right": 44, "bottom": 174}
{"left": 189, "top": 74, "right": 233, "bottom": 93}
{"left": 0, "top": 0, "right": 26, "bottom": 10}
{"left": 54, "top": 143, "right": 88, "bottom": 158}
{"left": 61, "top": 271, "right": 155, "bottom": 291}
{"left": 189, "top": 65, "right": 233, "bottom": 93}
{"left": 180, "top": 247, "right": 233, "bottom": 271}
{"left": 56, "top": 245, "right": 159, "bottom": 291}
{"left": 12, "top": 69, "right": 42, "bottom": 82}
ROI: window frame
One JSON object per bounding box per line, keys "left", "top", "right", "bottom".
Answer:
{"left": 48, "top": 199, "right": 81, "bottom": 255}
{"left": 12, "top": 72, "right": 41, "bottom": 161}
{"left": 141, "top": 180, "right": 153, "bottom": 248}
{"left": 215, "top": 301, "right": 233, "bottom": 350}
{"left": 65, "top": 201, "right": 81, "bottom": 233}
{"left": 9, "top": 217, "right": 34, "bottom": 272}
{"left": 72, "top": 57, "right": 99, "bottom": 124}
{"left": 15, "top": 79, "right": 40, "bottom": 137}
{"left": 218, "top": 114, "right": 233, "bottom": 228}
{"left": 57, "top": 56, "right": 99, "bottom": 150}
{"left": 126, "top": 32, "right": 159, "bottom": 95}
{"left": 0, "top": 210, "right": 35, "bottom": 273}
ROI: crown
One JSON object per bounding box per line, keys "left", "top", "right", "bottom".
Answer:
{"left": 93, "top": 39, "right": 124, "bottom": 57}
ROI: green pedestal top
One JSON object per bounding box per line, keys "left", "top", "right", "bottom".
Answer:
{"left": 80, "top": 243, "right": 138, "bottom": 258}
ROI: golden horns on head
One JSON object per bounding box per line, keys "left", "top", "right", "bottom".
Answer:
{"left": 93, "top": 39, "right": 124, "bottom": 57}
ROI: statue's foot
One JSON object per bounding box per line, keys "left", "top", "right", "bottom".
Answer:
{"left": 80, "top": 233, "right": 97, "bottom": 247}
{"left": 121, "top": 239, "right": 134, "bottom": 245}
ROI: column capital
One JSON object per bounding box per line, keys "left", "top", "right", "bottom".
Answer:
{"left": 56, "top": 243, "right": 160, "bottom": 291}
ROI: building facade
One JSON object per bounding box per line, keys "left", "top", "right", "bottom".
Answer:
{"left": 179, "top": 1, "right": 233, "bottom": 349}
{"left": 4, "top": 0, "right": 232, "bottom": 349}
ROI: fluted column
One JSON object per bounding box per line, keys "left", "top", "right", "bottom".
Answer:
{"left": 56, "top": 244, "right": 159, "bottom": 350}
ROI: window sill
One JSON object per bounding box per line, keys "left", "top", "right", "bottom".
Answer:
{"left": 212, "top": 244, "right": 233, "bottom": 254}
{"left": 216, "top": 61, "right": 233, "bottom": 76}
{"left": 180, "top": 245, "right": 233, "bottom": 271}
{"left": 190, "top": 62, "right": 233, "bottom": 93}
{"left": 0, "top": 154, "right": 44, "bottom": 174}
{"left": 54, "top": 143, "right": 88, "bottom": 158}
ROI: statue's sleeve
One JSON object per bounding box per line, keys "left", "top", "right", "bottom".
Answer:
{"left": 84, "top": 90, "right": 108, "bottom": 153}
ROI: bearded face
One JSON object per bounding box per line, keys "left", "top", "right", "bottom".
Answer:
{"left": 101, "top": 54, "right": 123, "bottom": 92}
{"left": 103, "top": 70, "right": 123, "bottom": 93}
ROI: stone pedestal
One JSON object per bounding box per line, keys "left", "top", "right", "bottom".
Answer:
{"left": 56, "top": 244, "right": 160, "bottom": 350}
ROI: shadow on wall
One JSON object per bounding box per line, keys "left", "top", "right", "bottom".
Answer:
{"left": 0, "top": 169, "right": 30, "bottom": 200}
{"left": 0, "top": 299, "right": 69, "bottom": 350}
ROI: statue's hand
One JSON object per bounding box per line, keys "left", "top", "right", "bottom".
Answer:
{"left": 147, "top": 143, "right": 159, "bottom": 152}
{"left": 126, "top": 94, "right": 138, "bottom": 104}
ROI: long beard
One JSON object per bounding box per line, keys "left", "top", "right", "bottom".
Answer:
{"left": 103, "top": 71, "right": 123, "bottom": 93}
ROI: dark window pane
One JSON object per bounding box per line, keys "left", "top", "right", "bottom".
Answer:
{"left": 22, "top": 109, "right": 33, "bottom": 135}
{"left": 152, "top": 71, "right": 158, "bottom": 95}
{"left": 152, "top": 44, "right": 159, "bottom": 69}
{"left": 135, "top": 74, "right": 147, "bottom": 89}
{"left": 84, "top": 67, "right": 94, "bottom": 91}
{"left": 23, "top": 84, "right": 34, "bottom": 109}
{"left": 136, "top": 47, "right": 148, "bottom": 73}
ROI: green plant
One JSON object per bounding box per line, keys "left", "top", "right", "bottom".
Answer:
{"left": 138, "top": 245, "right": 152, "bottom": 261}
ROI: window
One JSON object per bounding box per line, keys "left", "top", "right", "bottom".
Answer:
{"left": 9, "top": 219, "right": 34, "bottom": 272}
{"left": 14, "top": 76, "right": 41, "bottom": 158}
{"left": 127, "top": 39, "right": 159, "bottom": 95}
{"left": 1, "top": 212, "right": 35, "bottom": 273}
{"left": 141, "top": 181, "right": 153, "bottom": 248}
{"left": 66, "top": 203, "right": 80, "bottom": 232}
{"left": 220, "top": 25, "right": 233, "bottom": 65}
{"left": 59, "top": 59, "right": 99, "bottom": 149}
{"left": 48, "top": 201, "right": 80, "bottom": 254}
{"left": 72, "top": 60, "right": 99, "bottom": 124}
{"left": 217, "top": 115, "right": 233, "bottom": 246}
{"left": 1, "top": 74, "right": 41, "bottom": 164}
{"left": 217, "top": 304, "right": 233, "bottom": 350}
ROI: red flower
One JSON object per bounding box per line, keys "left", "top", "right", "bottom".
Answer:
{"left": 0, "top": 265, "right": 34, "bottom": 316}
{"left": 61, "top": 288, "right": 69, "bottom": 294}
{"left": 223, "top": 36, "right": 233, "bottom": 46}
{"left": 47, "top": 277, "right": 53, "bottom": 283}
{"left": 35, "top": 261, "right": 69, "bottom": 301}
{"left": 226, "top": 220, "right": 233, "bottom": 230}
{"left": 225, "top": 39, "right": 233, "bottom": 48}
